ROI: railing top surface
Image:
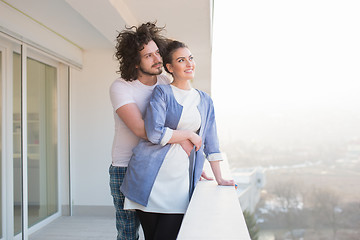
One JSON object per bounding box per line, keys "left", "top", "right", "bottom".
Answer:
{"left": 177, "top": 159, "right": 251, "bottom": 240}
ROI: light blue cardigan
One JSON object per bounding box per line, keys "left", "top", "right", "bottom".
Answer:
{"left": 121, "top": 84, "right": 223, "bottom": 206}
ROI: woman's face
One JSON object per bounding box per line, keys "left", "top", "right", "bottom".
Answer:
{"left": 166, "top": 47, "right": 195, "bottom": 81}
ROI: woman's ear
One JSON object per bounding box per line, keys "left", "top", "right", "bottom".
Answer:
{"left": 166, "top": 63, "right": 173, "bottom": 73}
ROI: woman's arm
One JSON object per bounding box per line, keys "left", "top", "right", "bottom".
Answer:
{"left": 209, "top": 161, "right": 235, "bottom": 186}
{"left": 203, "top": 96, "right": 234, "bottom": 185}
{"left": 145, "top": 86, "right": 202, "bottom": 151}
{"left": 167, "top": 130, "right": 202, "bottom": 151}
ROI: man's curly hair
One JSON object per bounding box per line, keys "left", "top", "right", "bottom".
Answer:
{"left": 115, "top": 22, "right": 167, "bottom": 81}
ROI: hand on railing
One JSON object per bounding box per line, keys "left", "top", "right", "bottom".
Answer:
{"left": 216, "top": 178, "right": 235, "bottom": 186}
{"left": 200, "top": 170, "right": 214, "bottom": 181}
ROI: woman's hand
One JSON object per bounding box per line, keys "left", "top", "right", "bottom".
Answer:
{"left": 216, "top": 178, "right": 235, "bottom": 186}
{"left": 189, "top": 132, "right": 202, "bottom": 151}
{"left": 200, "top": 170, "right": 214, "bottom": 181}
{"left": 179, "top": 139, "right": 194, "bottom": 156}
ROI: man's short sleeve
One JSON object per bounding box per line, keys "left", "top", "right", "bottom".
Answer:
{"left": 157, "top": 74, "right": 172, "bottom": 85}
{"left": 109, "top": 79, "right": 135, "bottom": 111}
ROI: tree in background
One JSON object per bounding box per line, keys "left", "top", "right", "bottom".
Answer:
{"left": 272, "top": 180, "right": 304, "bottom": 238}
{"left": 243, "top": 210, "right": 259, "bottom": 240}
{"left": 308, "top": 187, "right": 341, "bottom": 240}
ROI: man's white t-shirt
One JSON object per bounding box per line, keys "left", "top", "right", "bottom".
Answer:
{"left": 109, "top": 74, "right": 170, "bottom": 167}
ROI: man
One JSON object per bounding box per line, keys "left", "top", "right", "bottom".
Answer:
{"left": 109, "top": 22, "right": 211, "bottom": 240}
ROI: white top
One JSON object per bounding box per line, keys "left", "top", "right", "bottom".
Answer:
{"left": 124, "top": 85, "right": 201, "bottom": 213}
{"left": 109, "top": 74, "right": 170, "bottom": 167}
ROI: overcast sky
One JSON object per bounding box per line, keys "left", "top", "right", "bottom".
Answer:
{"left": 212, "top": 0, "right": 360, "bottom": 147}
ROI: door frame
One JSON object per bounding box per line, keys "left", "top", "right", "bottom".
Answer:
{"left": 0, "top": 43, "right": 6, "bottom": 240}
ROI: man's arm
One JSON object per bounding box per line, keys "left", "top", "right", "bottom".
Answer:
{"left": 116, "top": 103, "right": 147, "bottom": 139}
{"left": 116, "top": 103, "right": 196, "bottom": 154}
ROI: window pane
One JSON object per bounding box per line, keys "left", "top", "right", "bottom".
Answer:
{"left": 27, "top": 57, "right": 58, "bottom": 227}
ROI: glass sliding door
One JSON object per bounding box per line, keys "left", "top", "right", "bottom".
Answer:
{"left": 26, "top": 57, "right": 58, "bottom": 227}
{"left": 1, "top": 33, "right": 65, "bottom": 239}
{"left": 1, "top": 35, "right": 24, "bottom": 238}
{"left": 13, "top": 52, "right": 22, "bottom": 236}
{"left": 13, "top": 49, "right": 59, "bottom": 236}
{"left": 0, "top": 50, "right": 3, "bottom": 239}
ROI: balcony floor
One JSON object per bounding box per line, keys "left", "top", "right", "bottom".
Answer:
{"left": 29, "top": 216, "right": 144, "bottom": 240}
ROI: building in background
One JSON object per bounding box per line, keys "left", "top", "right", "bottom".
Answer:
{"left": 234, "top": 168, "right": 266, "bottom": 213}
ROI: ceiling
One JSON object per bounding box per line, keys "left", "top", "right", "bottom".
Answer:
{"left": 4, "top": 0, "right": 212, "bottom": 50}
{"left": 4, "top": 0, "right": 213, "bottom": 91}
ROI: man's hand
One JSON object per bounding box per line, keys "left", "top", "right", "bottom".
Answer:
{"left": 200, "top": 170, "right": 214, "bottom": 181}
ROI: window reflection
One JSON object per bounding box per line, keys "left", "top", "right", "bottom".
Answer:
{"left": 27, "top": 57, "right": 58, "bottom": 227}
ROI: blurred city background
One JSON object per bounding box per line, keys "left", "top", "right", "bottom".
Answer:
{"left": 213, "top": 1, "right": 360, "bottom": 239}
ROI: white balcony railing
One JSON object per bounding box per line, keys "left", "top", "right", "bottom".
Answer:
{"left": 177, "top": 160, "right": 251, "bottom": 240}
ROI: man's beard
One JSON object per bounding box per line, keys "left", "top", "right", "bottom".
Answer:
{"left": 139, "top": 62, "right": 163, "bottom": 76}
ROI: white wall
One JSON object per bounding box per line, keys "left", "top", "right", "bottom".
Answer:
{"left": 191, "top": 50, "right": 212, "bottom": 95}
{"left": 70, "top": 48, "right": 118, "bottom": 207}
{"left": 58, "top": 63, "right": 70, "bottom": 211}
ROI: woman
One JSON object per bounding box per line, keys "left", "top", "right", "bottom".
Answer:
{"left": 121, "top": 40, "right": 234, "bottom": 240}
